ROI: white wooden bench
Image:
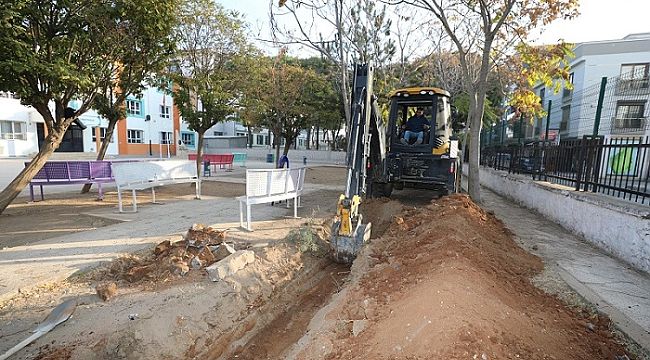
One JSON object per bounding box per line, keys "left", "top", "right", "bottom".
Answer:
{"left": 237, "top": 167, "right": 306, "bottom": 231}
{"left": 112, "top": 160, "right": 201, "bottom": 213}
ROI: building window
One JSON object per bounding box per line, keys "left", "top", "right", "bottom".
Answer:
{"left": 618, "top": 63, "right": 650, "bottom": 93}
{"left": 614, "top": 101, "right": 646, "bottom": 130}
{"left": 126, "top": 99, "right": 143, "bottom": 116}
{"left": 213, "top": 131, "right": 223, "bottom": 136}
{"left": 236, "top": 132, "right": 246, "bottom": 137}
{"left": 160, "top": 105, "right": 171, "bottom": 119}
{"left": 256, "top": 134, "right": 264, "bottom": 145}
{"left": 127, "top": 129, "right": 143, "bottom": 144}
{"left": 0, "top": 120, "right": 26, "bottom": 140}
{"left": 181, "top": 132, "right": 195, "bottom": 147}
{"left": 539, "top": 88, "right": 545, "bottom": 105}
{"left": 92, "top": 127, "right": 113, "bottom": 143}
{"left": 160, "top": 131, "right": 173, "bottom": 144}
{"left": 265, "top": 136, "right": 270, "bottom": 146}
{"left": 562, "top": 73, "right": 574, "bottom": 99}
{"left": 560, "top": 105, "right": 571, "bottom": 132}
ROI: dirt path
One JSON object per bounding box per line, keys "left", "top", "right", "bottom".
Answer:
{"left": 291, "top": 194, "right": 633, "bottom": 359}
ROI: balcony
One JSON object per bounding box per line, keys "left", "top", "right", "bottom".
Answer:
{"left": 610, "top": 117, "right": 649, "bottom": 134}
{"left": 615, "top": 78, "right": 650, "bottom": 96}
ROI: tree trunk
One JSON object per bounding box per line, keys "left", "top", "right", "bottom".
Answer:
{"left": 305, "top": 127, "right": 311, "bottom": 150}
{"left": 196, "top": 130, "right": 205, "bottom": 179}
{"left": 274, "top": 131, "right": 281, "bottom": 168}
{"left": 81, "top": 119, "right": 119, "bottom": 194}
{"left": 247, "top": 125, "right": 253, "bottom": 148}
{"left": 467, "top": 89, "right": 487, "bottom": 203}
{"left": 315, "top": 126, "right": 320, "bottom": 150}
{"left": 0, "top": 130, "right": 64, "bottom": 214}
{"left": 283, "top": 136, "right": 292, "bottom": 156}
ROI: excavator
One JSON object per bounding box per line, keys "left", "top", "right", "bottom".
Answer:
{"left": 330, "top": 64, "right": 465, "bottom": 263}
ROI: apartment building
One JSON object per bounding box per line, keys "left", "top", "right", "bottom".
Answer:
{"left": 534, "top": 33, "right": 650, "bottom": 140}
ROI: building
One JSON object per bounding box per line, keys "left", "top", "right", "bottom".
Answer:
{"left": 534, "top": 33, "right": 650, "bottom": 140}
{"left": 0, "top": 86, "right": 198, "bottom": 158}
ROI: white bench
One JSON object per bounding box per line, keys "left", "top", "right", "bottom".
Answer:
{"left": 112, "top": 160, "right": 201, "bottom": 213}
{"left": 237, "top": 167, "right": 306, "bottom": 231}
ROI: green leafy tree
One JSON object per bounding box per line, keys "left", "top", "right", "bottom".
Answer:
{"left": 81, "top": 0, "right": 179, "bottom": 194}
{"left": 0, "top": 0, "right": 127, "bottom": 213}
{"left": 168, "top": 0, "right": 251, "bottom": 177}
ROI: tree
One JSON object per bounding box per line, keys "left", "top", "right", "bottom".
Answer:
{"left": 0, "top": 0, "right": 127, "bottom": 213}
{"left": 398, "top": 0, "right": 579, "bottom": 202}
{"left": 81, "top": 0, "right": 178, "bottom": 194}
{"left": 168, "top": 0, "right": 251, "bottom": 177}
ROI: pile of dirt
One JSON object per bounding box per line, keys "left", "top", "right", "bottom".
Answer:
{"left": 91, "top": 224, "right": 241, "bottom": 290}
{"left": 359, "top": 197, "right": 404, "bottom": 238}
{"left": 292, "top": 194, "right": 632, "bottom": 359}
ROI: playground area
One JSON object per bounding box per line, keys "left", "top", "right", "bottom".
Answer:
{"left": 0, "top": 163, "right": 647, "bottom": 359}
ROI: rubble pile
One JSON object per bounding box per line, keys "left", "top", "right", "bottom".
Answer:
{"left": 98, "top": 224, "right": 240, "bottom": 286}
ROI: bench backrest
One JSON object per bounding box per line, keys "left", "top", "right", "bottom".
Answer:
{"left": 28, "top": 160, "right": 115, "bottom": 181}
{"left": 112, "top": 160, "right": 197, "bottom": 187}
{"left": 188, "top": 154, "right": 235, "bottom": 163}
{"left": 232, "top": 153, "right": 247, "bottom": 162}
{"left": 245, "top": 167, "right": 306, "bottom": 198}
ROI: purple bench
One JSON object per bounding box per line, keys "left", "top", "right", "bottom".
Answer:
{"left": 26, "top": 161, "right": 116, "bottom": 201}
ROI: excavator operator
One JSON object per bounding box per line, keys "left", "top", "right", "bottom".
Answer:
{"left": 401, "top": 106, "right": 430, "bottom": 145}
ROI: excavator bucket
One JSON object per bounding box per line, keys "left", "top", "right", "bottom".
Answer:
{"left": 330, "top": 221, "right": 372, "bottom": 264}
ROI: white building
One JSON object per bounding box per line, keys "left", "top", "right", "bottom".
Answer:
{"left": 534, "top": 33, "right": 650, "bottom": 139}
{"left": 0, "top": 86, "right": 199, "bottom": 158}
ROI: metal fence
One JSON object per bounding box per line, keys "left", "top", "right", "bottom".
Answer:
{"left": 482, "top": 67, "right": 650, "bottom": 146}
{"left": 480, "top": 136, "right": 650, "bottom": 205}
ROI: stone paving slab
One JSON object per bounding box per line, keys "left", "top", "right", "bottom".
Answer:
{"left": 480, "top": 189, "right": 650, "bottom": 350}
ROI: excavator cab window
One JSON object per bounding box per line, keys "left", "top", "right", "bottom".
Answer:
{"left": 391, "top": 101, "right": 435, "bottom": 146}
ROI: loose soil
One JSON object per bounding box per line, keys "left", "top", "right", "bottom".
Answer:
{"left": 291, "top": 194, "right": 633, "bottom": 359}
{"left": 0, "top": 189, "right": 640, "bottom": 359}
{"left": 0, "top": 181, "right": 244, "bottom": 247}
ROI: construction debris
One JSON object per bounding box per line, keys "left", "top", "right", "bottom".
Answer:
{"left": 206, "top": 250, "right": 255, "bottom": 282}
{"left": 96, "top": 224, "right": 239, "bottom": 286}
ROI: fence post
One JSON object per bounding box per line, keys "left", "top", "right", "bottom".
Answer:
{"left": 593, "top": 77, "right": 608, "bottom": 136}
{"left": 542, "top": 100, "right": 552, "bottom": 181}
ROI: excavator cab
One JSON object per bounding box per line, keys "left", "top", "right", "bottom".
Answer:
{"left": 369, "top": 87, "right": 461, "bottom": 197}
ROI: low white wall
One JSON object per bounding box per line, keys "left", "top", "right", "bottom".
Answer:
{"left": 467, "top": 166, "right": 650, "bottom": 273}
{"left": 204, "top": 147, "right": 346, "bottom": 164}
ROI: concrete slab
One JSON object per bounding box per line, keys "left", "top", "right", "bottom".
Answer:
{"left": 480, "top": 189, "right": 650, "bottom": 350}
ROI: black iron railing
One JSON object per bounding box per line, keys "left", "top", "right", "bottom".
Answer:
{"left": 480, "top": 136, "right": 650, "bottom": 205}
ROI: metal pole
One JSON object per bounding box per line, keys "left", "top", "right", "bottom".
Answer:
{"left": 593, "top": 77, "right": 608, "bottom": 136}
{"left": 544, "top": 100, "right": 552, "bottom": 142}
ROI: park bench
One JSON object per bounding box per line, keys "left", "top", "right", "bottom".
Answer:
{"left": 232, "top": 152, "right": 247, "bottom": 167}
{"left": 26, "top": 160, "right": 115, "bottom": 201}
{"left": 188, "top": 153, "right": 234, "bottom": 174}
{"left": 237, "top": 167, "right": 306, "bottom": 231}
{"left": 112, "top": 160, "right": 201, "bottom": 213}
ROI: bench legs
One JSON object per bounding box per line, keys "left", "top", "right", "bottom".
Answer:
{"left": 238, "top": 201, "right": 253, "bottom": 231}
{"left": 29, "top": 184, "right": 34, "bottom": 202}
{"left": 293, "top": 196, "right": 298, "bottom": 218}
{"left": 97, "top": 183, "right": 104, "bottom": 200}
{"left": 117, "top": 189, "right": 123, "bottom": 212}
{"left": 132, "top": 189, "right": 137, "bottom": 212}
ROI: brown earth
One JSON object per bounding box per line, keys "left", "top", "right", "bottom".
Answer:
{"left": 292, "top": 194, "right": 633, "bottom": 359}
{"left": 0, "top": 181, "right": 245, "bottom": 247}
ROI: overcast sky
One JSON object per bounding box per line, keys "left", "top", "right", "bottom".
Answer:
{"left": 218, "top": 0, "right": 650, "bottom": 51}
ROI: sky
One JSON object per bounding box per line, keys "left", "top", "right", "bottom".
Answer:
{"left": 217, "top": 0, "right": 650, "bottom": 51}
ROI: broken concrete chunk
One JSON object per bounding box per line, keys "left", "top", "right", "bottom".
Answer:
{"left": 190, "top": 256, "right": 203, "bottom": 270}
{"left": 206, "top": 250, "right": 255, "bottom": 281}
{"left": 351, "top": 319, "right": 367, "bottom": 337}
{"left": 212, "top": 242, "right": 236, "bottom": 262}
